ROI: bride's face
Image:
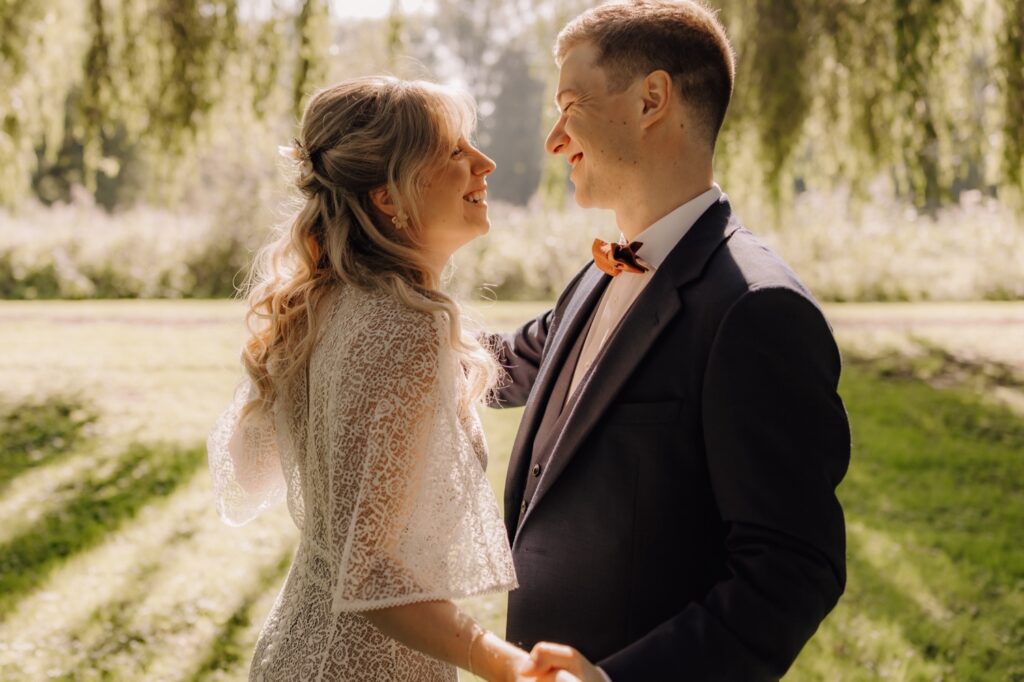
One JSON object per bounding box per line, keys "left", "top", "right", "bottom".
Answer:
{"left": 416, "top": 137, "right": 495, "bottom": 263}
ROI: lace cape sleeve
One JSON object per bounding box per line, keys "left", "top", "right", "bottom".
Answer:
{"left": 327, "top": 307, "right": 517, "bottom": 613}
{"left": 206, "top": 378, "right": 286, "bottom": 526}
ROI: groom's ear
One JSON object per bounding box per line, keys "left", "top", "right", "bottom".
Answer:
{"left": 369, "top": 186, "right": 398, "bottom": 218}
{"left": 638, "top": 70, "right": 672, "bottom": 128}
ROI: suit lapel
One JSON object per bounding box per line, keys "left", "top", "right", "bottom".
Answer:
{"left": 503, "top": 264, "right": 610, "bottom": 534}
{"left": 519, "top": 199, "right": 740, "bottom": 529}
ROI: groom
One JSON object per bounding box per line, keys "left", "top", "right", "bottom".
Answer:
{"left": 488, "top": 2, "right": 850, "bottom": 680}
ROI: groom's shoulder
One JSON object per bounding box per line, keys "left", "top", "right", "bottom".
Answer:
{"left": 682, "top": 218, "right": 832, "bottom": 341}
{"left": 705, "top": 221, "right": 818, "bottom": 309}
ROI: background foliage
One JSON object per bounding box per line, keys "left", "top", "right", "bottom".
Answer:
{"left": 3, "top": 190, "right": 1023, "bottom": 301}
{"left": 2, "top": 0, "right": 1022, "bottom": 211}
{"left": 1, "top": 0, "right": 1022, "bottom": 302}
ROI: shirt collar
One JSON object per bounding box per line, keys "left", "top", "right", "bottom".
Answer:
{"left": 626, "top": 184, "right": 723, "bottom": 270}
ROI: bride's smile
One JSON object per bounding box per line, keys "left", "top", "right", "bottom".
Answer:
{"left": 417, "top": 136, "right": 496, "bottom": 261}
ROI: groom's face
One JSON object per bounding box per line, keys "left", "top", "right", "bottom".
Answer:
{"left": 546, "top": 41, "right": 642, "bottom": 211}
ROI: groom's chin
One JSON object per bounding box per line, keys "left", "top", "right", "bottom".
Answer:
{"left": 571, "top": 189, "right": 594, "bottom": 209}
{"left": 574, "top": 195, "right": 609, "bottom": 213}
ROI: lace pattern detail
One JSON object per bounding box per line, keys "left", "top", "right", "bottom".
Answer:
{"left": 207, "top": 379, "right": 287, "bottom": 526}
{"left": 208, "top": 285, "right": 516, "bottom": 681}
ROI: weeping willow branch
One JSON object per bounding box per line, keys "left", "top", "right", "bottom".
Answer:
{"left": 748, "top": 0, "right": 812, "bottom": 207}
{"left": 251, "top": 13, "right": 285, "bottom": 119}
{"left": 292, "top": 0, "right": 330, "bottom": 121}
{"left": 998, "top": 0, "right": 1023, "bottom": 198}
{"left": 77, "top": 0, "right": 118, "bottom": 192}
{"left": 0, "top": 0, "right": 1021, "bottom": 216}
{"left": 1, "top": 0, "right": 86, "bottom": 206}
{"left": 386, "top": 0, "right": 406, "bottom": 71}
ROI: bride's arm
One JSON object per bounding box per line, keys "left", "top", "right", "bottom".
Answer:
{"left": 335, "top": 309, "right": 528, "bottom": 679}
{"left": 207, "top": 380, "right": 286, "bottom": 526}
{"left": 365, "top": 600, "right": 529, "bottom": 681}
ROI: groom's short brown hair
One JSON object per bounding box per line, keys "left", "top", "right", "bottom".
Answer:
{"left": 555, "top": 0, "right": 735, "bottom": 147}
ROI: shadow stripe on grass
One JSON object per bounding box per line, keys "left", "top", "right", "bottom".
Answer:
{"left": 66, "top": 509, "right": 208, "bottom": 676}
{"left": 842, "top": 525, "right": 1023, "bottom": 681}
{"left": 0, "top": 394, "right": 98, "bottom": 494}
{"left": 839, "top": 365, "right": 1024, "bottom": 578}
{"left": 191, "top": 547, "right": 295, "bottom": 680}
{"left": 0, "top": 441, "right": 206, "bottom": 620}
{"left": 823, "top": 364, "right": 1024, "bottom": 680}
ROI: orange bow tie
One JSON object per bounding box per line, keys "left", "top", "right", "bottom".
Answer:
{"left": 592, "top": 239, "right": 650, "bottom": 276}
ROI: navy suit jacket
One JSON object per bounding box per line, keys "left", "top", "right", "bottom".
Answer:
{"left": 488, "top": 198, "right": 850, "bottom": 680}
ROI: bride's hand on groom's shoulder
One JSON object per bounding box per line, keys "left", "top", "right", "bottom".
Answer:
{"left": 516, "top": 642, "right": 604, "bottom": 682}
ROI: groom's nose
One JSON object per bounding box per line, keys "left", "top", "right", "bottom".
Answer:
{"left": 545, "top": 115, "right": 569, "bottom": 156}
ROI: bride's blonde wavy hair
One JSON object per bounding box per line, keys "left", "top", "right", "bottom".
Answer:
{"left": 241, "top": 76, "right": 499, "bottom": 418}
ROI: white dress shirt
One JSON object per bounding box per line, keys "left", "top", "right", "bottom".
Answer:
{"left": 567, "top": 184, "right": 723, "bottom": 401}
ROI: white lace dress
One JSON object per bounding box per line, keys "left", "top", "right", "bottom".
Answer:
{"left": 207, "top": 286, "right": 517, "bottom": 681}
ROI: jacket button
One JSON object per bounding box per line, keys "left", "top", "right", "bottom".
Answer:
{"left": 532, "top": 463, "right": 542, "bottom": 477}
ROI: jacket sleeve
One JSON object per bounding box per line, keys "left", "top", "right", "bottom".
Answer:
{"left": 484, "top": 263, "right": 594, "bottom": 408}
{"left": 483, "top": 309, "right": 554, "bottom": 408}
{"left": 600, "top": 287, "right": 851, "bottom": 681}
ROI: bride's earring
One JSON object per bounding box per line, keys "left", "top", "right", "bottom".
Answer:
{"left": 391, "top": 211, "right": 409, "bottom": 230}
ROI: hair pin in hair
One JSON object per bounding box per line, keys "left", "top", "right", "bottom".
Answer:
{"left": 277, "top": 138, "right": 312, "bottom": 171}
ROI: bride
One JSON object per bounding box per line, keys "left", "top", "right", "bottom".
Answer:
{"left": 208, "top": 76, "right": 533, "bottom": 681}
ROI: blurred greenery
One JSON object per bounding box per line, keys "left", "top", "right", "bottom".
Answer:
{"left": 1, "top": 0, "right": 1022, "bottom": 214}
{"left": 0, "top": 440, "right": 206, "bottom": 619}
{"left": 1, "top": 0, "right": 1022, "bottom": 304}
{"left": 788, "top": 359, "right": 1024, "bottom": 681}
{"left": 2, "top": 190, "right": 1022, "bottom": 302}
{"left": 190, "top": 551, "right": 293, "bottom": 680}
{"left": 0, "top": 393, "right": 98, "bottom": 492}
{"left": 0, "top": 300, "right": 1022, "bottom": 679}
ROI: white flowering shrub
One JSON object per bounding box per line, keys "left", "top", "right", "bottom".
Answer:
{"left": 1, "top": 191, "right": 1021, "bottom": 301}
{"left": 0, "top": 199, "right": 262, "bottom": 299}
{"left": 756, "top": 191, "right": 1024, "bottom": 302}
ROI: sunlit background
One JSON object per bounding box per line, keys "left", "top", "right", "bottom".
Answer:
{"left": 1, "top": 0, "right": 1022, "bottom": 680}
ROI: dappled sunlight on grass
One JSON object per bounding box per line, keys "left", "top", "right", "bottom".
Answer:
{"left": 832, "top": 304, "right": 1024, "bottom": 429}
{"left": 0, "top": 300, "right": 247, "bottom": 443}
{"left": 0, "top": 436, "right": 122, "bottom": 548}
{"left": 811, "top": 363, "right": 1024, "bottom": 680}
{"left": 848, "top": 521, "right": 952, "bottom": 623}
{"left": 0, "top": 445, "right": 122, "bottom": 549}
{"left": 0, "top": 442, "right": 207, "bottom": 618}
{"left": 0, "top": 300, "right": 539, "bottom": 680}
{"left": 0, "top": 469, "right": 209, "bottom": 676}
{"left": 189, "top": 550, "right": 293, "bottom": 681}
{"left": 0, "top": 394, "right": 97, "bottom": 493}
{"left": 1, "top": 300, "right": 1022, "bottom": 680}
{"left": 0, "top": 463, "right": 296, "bottom": 680}
{"left": 789, "top": 451, "right": 1022, "bottom": 678}
{"left": 791, "top": 606, "right": 948, "bottom": 681}
{"left": 135, "top": 526, "right": 293, "bottom": 682}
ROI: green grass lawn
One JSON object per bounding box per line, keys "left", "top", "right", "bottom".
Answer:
{"left": 0, "top": 301, "right": 1022, "bottom": 681}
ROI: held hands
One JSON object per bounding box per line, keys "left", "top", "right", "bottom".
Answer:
{"left": 516, "top": 642, "right": 605, "bottom": 682}
{"left": 477, "top": 632, "right": 601, "bottom": 682}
